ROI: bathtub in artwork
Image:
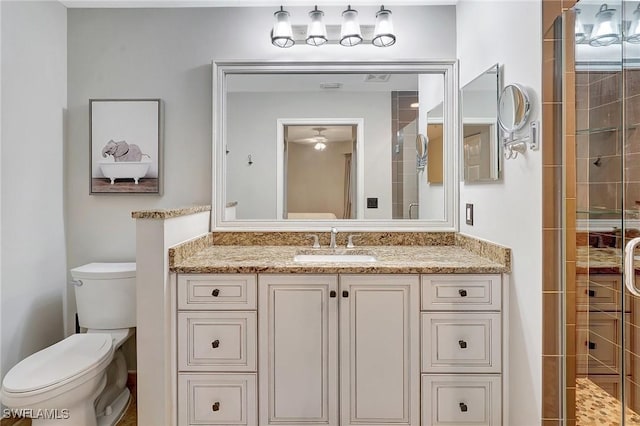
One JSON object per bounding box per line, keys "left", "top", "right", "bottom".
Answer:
{"left": 99, "top": 160, "right": 151, "bottom": 184}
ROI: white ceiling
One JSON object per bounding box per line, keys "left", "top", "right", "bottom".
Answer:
{"left": 60, "top": 0, "right": 456, "bottom": 7}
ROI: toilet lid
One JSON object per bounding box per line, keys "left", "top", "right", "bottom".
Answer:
{"left": 2, "top": 334, "right": 113, "bottom": 393}
{"left": 70, "top": 262, "right": 136, "bottom": 280}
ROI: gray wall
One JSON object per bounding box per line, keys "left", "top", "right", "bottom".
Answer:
{"left": 1, "top": 0, "right": 67, "bottom": 390}
{"left": 66, "top": 5, "right": 457, "bottom": 333}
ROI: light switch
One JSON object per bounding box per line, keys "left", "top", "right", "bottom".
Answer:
{"left": 465, "top": 203, "right": 474, "bottom": 226}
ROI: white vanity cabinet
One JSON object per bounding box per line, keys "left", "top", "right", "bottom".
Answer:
{"left": 258, "top": 274, "right": 420, "bottom": 426}
{"left": 420, "top": 275, "right": 503, "bottom": 426}
{"left": 175, "top": 273, "right": 504, "bottom": 426}
{"left": 176, "top": 274, "right": 258, "bottom": 426}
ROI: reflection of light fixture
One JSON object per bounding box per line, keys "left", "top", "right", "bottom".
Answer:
{"left": 590, "top": 4, "right": 620, "bottom": 47}
{"left": 575, "top": 8, "right": 586, "bottom": 43}
{"left": 372, "top": 6, "right": 395, "bottom": 47}
{"left": 314, "top": 142, "right": 327, "bottom": 151}
{"left": 627, "top": 4, "right": 640, "bottom": 43}
{"left": 271, "top": 6, "right": 295, "bottom": 48}
{"left": 410, "top": 102, "right": 419, "bottom": 108}
{"left": 340, "top": 5, "right": 362, "bottom": 46}
{"left": 306, "top": 6, "right": 327, "bottom": 46}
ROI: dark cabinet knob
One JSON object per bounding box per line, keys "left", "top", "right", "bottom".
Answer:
{"left": 212, "top": 339, "right": 220, "bottom": 349}
{"left": 330, "top": 290, "right": 337, "bottom": 298}
{"left": 459, "top": 289, "right": 467, "bottom": 297}
{"left": 588, "top": 341, "right": 596, "bottom": 350}
{"left": 459, "top": 402, "right": 468, "bottom": 412}
{"left": 343, "top": 290, "right": 349, "bottom": 298}
{"left": 458, "top": 340, "right": 467, "bottom": 349}
{"left": 212, "top": 402, "right": 220, "bottom": 412}
{"left": 212, "top": 289, "right": 220, "bottom": 297}
{"left": 588, "top": 289, "right": 596, "bottom": 297}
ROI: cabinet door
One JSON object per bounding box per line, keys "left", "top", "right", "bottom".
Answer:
{"left": 258, "top": 275, "right": 339, "bottom": 426}
{"left": 339, "top": 275, "right": 420, "bottom": 426}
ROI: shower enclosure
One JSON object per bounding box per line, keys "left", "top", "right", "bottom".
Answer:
{"left": 560, "top": 0, "right": 640, "bottom": 423}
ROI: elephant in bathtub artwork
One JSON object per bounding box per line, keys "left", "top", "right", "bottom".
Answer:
{"left": 99, "top": 140, "right": 152, "bottom": 185}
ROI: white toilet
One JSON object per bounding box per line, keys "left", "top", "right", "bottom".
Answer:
{"left": 1, "top": 262, "right": 136, "bottom": 426}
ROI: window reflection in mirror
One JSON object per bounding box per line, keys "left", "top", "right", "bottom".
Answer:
{"left": 461, "top": 64, "right": 500, "bottom": 182}
{"left": 217, "top": 62, "right": 456, "bottom": 228}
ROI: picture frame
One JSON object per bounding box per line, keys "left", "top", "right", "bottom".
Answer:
{"left": 89, "top": 99, "right": 162, "bottom": 195}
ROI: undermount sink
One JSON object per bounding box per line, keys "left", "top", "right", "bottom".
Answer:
{"left": 293, "top": 249, "right": 377, "bottom": 263}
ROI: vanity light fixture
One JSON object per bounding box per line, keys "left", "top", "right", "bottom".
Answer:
{"left": 589, "top": 3, "right": 620, "bottom": 47}
{"left": 306, "top": 6, "right": 327, "bottom": 46}
{"left": 574, "top": 8, "right": 586, "bottom": 43}
{"left": 271, "top": 5, "right": 394, "bottom": 48}
{"left": 271, "top": 6, "right": 295, "bottom": 48}
{"left": 340, "top": 5, "right": 363, "bottom": 46}
{"left": 626, "top": 3, "right": 640, "bottom": 43}
{"left": 372, "top": 6, "right": 395, "bottom": 47}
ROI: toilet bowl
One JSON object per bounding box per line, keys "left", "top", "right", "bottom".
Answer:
{"left": 1, "top": 262, "right": 136, "bottom": 426}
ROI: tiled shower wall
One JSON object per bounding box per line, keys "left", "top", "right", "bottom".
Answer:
{"left": 391, "top": 91, "right": 418, "bottom": 219}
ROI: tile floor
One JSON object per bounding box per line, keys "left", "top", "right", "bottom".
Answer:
{"left": 576, "top": 377, "right": 640, "bottom": 425}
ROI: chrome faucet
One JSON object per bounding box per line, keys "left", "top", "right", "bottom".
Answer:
{"left": 329, "top": 227, "right": 338, "bottom": 249}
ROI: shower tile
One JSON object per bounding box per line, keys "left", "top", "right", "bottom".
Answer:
{"left": 589, "top": 74, "right": 621, "bottom": 108}
{"left": 543, "top": 229, "right": 562, "bottom": 291}
{"left": 544, "top": 292, "right": 561, "bottom": 355}
{"left": 589, "top": 100, "right": 621, "bottom": 130}
{"left": 588, "top": 129, "right": 619, "bottom": 158}
{"left": 543, "top": 356, "right": 562, "bottom": 418}
{"left": 588, "top": 155, "right": 622, "bottom": 184}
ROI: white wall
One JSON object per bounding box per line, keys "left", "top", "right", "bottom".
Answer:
{"left": 0, "top": 0, "right": 67, "bottom": 391}
{"left": 227, "top": 91, "right": 391, "bottom": 219}
{"left": 456, "top": 1, "right": 542, "bottom": 425}
{"left": 66, "top": 5, "right": 456, "bottom": 332}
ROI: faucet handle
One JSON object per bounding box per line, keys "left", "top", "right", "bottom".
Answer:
{"left": 346, "top": 234, "right": 361, "bottom": 249}
{"left": 305, "top": 234, "right": 321, "bottom": 249}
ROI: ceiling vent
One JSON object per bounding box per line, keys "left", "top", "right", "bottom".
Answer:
{"left": 364, "top": 74, "right": 391, "bottom": 83}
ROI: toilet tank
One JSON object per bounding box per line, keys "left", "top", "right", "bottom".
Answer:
{"left": 70, "top": 262, "right": 136, "bottom": 330}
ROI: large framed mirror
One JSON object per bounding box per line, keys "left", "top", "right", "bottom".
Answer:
{"left": 213, "top": 61, "right": 458, "bottom": 231}
{"left": 461, "top": 64, "right": 501, "bottom": 182}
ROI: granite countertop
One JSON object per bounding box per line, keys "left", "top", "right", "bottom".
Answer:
{"left": 575, "top": 246, "right": 640, "bottom": 274}
{"left": 131, "top": 205, "right": 210, "bottom": 220}
{"left": 170, "top": 244, "right": 508, "bottom": 274}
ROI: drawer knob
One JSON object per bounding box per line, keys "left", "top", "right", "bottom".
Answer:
{"left": 459, "top": 402, "right": 468, "bottom": 412}
{"left": 330, "top": 290, "right": 337, "bottom": 298}
{"left": 212, "top": 402, "right": 220, "bottom": 412}
{"left": 343, "top": 290, "right": 349, "bottom": 298}
{"left": 459, "top": 289, "right": 467, "bottom": 297}
{"left": 458, "top": 340, "right": 467, "bottom": 349}
{"left": 588, "top": 289, "right": 596, "bottom": 297}
{"left": 212, "top": 288, "right": 220, "bottom": 297}
{"left": 212, "top": 339, "right": 220, "bottom": 349}
{"left": 588, "top": 341, "right": 597, "bottom": 350}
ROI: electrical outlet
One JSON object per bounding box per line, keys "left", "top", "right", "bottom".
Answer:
{"left": 465, "top": 203, "right": 474, "bottom": 226}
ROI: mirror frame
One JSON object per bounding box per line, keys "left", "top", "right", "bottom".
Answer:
{"left": 212, "top": 60, "right": 459, "bottom": 231}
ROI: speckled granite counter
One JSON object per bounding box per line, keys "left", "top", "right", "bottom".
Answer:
{"left": 576, "top": 246, "right": 640, "bottom": 274}
{"left": 169, "top": 244, "right": 509, "bottom": 274}
{"left": 576, "top": 377, "right": 640, "bottom": 425}
{"left": 131, "top": 205, "right": 210, "bottom": 219}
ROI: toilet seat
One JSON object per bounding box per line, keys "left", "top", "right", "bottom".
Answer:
{"left": 2, "top": 334, "right": 113, "bottom": 394}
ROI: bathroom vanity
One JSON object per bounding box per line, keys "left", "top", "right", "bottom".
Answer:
{"left": 132, "top": 207, "right": 510, "bottom": 426}
{"left": 161, "top": 230, "right": 510, "bottom": 426}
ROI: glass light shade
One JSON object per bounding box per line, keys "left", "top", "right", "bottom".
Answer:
{"left": 574, "top": 8, "right": 586, "bottom": 44}
{"left": 306, "top": 7, "right": 327, "bottom": 46}
{"left": 314, "top": 142, "right": 327, "bottom": 151}
{"left": 340, "top": 6, "right": 362, "bottom": 47}
{"left": 271, "top": 7, "right": 294, "bottom": 48}
{"left": 590, "top": 4, "right": 620, "bottom": 47}
{"left": 372, "top": 7, "right": 396, "bottom": 47}
{"left": 627, "top": 4, "right": 640, "bottom": 44}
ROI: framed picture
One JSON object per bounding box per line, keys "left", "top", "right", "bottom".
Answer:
{"left": 90, "top": 99, "right": 162, "bottom": 194}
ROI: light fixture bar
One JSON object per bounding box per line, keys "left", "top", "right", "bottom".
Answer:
{"left": 292, "top": 25, "right": 376, "bottom": 45}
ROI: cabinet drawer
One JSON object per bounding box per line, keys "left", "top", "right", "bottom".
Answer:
{"left": 178, "top": 373, "right": 257, "bottom": 425}
{"left": 178, "top": 312, "right": 257, "bottom": 372}
{"left": 576, "top": 275, "right": 628, "bottom": 312}
{"left": 178, "top": 274, "right": 257, "bottom": 310}
{"left": 576, "top": 312, "right": 629, "bottom": 375}
{"left": 422, "top": 375, "right": 501, "bottom": 426}
{"left": 422, "top": 275, "right": 501, "bottom": 311}
{"left": 422, "top": 312, "right": 501, "bottom": 373}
